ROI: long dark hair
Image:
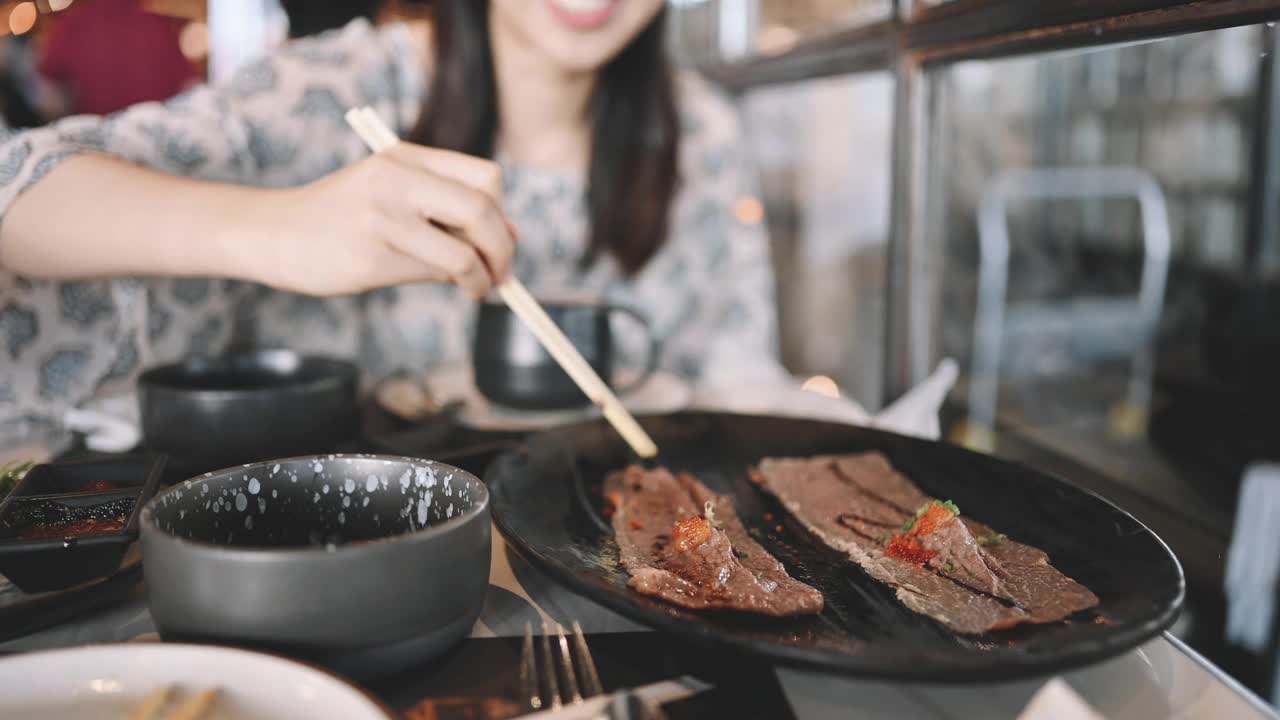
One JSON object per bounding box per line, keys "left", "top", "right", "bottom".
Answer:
{"left": 411, "top": 1, "right": 679, "bottom": 275}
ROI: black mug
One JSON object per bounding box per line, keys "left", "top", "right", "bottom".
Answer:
{"left": 472, "top": 300, "right": 660, "bottom": 410}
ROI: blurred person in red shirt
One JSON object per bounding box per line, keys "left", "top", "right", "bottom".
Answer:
{"left": 37, "top": 0, "right": 199, "bottom": 117}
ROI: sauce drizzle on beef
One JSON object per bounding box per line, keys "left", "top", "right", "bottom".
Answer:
{"left": 755, "top": 453, "right": 1099, "bottom": 634}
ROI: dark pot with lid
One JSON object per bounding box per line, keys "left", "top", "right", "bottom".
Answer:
{"left": 137, "top": 350, "right": 360, "bottom": 475}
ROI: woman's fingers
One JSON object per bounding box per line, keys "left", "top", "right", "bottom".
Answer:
{"left": 422, "top": 180, "right": 513, "bottom": 281}
{"left": 383, "top": 144, "right": 516, "bottom": 278}
{"left": 376, "top": 215, "right": 492, "bottom": 298}
{"left": 370, "top": 156, "right": 514, "bottom": 283}
{"left": 385, "top": 143, "right": 504, "bottom": 205}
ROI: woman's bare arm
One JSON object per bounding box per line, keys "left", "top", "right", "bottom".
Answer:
{"left": 0, "top": 140, "right": 515, "bottom": 298}
{"left": 0, "top": 154, "right": 278, "bottom": 284}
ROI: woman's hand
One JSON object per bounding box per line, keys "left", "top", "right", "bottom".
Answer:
{"left": 256, "top": 143, "right": 515, "bottom": 298}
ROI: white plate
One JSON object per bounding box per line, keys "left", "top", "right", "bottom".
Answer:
{"left": 379, "top": 364, "right": 692, "bottom": 432}
{"left": 0, "top": 643, "right": 393, "bottom": 719}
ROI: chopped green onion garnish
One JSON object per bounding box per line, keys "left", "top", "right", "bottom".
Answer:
{"left": 901, "top": 509, "right": 923, "bottom": 532}
{"left": 977, "top": 533, "right": 1007, "bottom": 545}
{"left": 734, "top": 548, "right": 750, "bottom": 559}
{"left": 943, "top": 562, "right": 953, "bottom": 573}
{"left": 704, "top": 500, "right": 722, "bottom": 528}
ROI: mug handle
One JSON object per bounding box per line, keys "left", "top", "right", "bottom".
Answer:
{"left": 605, "top": 304, "right": 661, "bottom": 395}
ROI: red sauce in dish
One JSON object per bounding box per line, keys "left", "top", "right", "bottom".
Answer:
{"left": 18, "top": 517, "right": 126, "bottom": 539}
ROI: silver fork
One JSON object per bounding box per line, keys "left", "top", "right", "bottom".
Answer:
{"left": 520, "top": 620, "right": 605, "bottom": 712}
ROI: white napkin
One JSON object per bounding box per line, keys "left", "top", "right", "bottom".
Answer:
{"left": 695, "top": 358, "right": 959, "bottom": 441}
{"left": 63, "top": 393, "right": 141, "bottom": 453}
{"left": 871, "top": 358, "right": 959, "bottom": 440}
{"left": 1018, "top": 678, "right": 1104, "bottom": 720}
{"left": 1224, "top": 463, "right": 1280, "bottom": 654}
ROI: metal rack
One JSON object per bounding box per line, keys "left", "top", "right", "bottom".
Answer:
{"left": 966, "top": 166, "right": 1172, "bottom": 450}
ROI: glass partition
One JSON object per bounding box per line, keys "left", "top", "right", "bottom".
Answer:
{"left": 757, "top": 0, "right": 892, "bottom": 49}
{"left": 928, "top": 26, "right": 1265, "bottom": 535}
{"left": 669, "top": 0, "right": 892, "bottom": 66}
{"left": 697, "top": 2, "right": 1280, "bottom": 700}
{"left": 741, "top": 73, "right": 894, "bottom": 407}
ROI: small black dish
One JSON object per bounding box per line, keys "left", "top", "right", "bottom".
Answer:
{"left": 137, "top": 350, "right": 360, "bottom": 475}
{"left": 0, "top": 455, "right": 166, "bottom": 592}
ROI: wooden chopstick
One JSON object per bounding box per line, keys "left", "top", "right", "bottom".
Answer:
{"left": 343, "top": 107, "right": 659, "bottom": 458}
{"left": 126, "top": 686, "right": 172, "bottom": 720}
{"left": 166, "top": 688, "right": 218, "bottom": 720}
{"left": 126, "top": 686, "right": 218, "bottom": 720}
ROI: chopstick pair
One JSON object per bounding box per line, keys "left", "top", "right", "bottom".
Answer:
{"left": 344, "top": 107, "right": 659, "bottom": 460}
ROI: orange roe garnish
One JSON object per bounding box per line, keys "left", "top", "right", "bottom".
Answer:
{"left": 909, "top": 503, "right": 956, "bottom": 537}
{"left": 885, "top": 535, "right": 937, "bottom": 565}
{"left": 603, "top": 491, "right": 623, "bottom": 518}
{"left": 628, "top": 518, "right": 645, "bottom": 530}
{"left": 673, "top": 516, "right": 711, "bottom": 552}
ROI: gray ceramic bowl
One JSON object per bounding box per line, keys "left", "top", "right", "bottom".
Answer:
{"left": 139, "top": 455, "right": 490, "bottom": 678}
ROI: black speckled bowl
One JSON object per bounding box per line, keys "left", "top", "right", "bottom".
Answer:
{"left": 140, "top": 455, "right": 490, "bottom": 678}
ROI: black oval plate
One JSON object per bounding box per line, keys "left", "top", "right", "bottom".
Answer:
{"left": 485, "top": 412, "right": 1184, "bottom": 682}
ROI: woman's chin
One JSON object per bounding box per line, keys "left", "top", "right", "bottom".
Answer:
{"left": 491, "top": 0, "right": 665, "bottom": 74}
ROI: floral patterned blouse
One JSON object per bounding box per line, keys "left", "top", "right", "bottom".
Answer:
{"left": 0, "top": 19, "right": 782, "bottom": 435}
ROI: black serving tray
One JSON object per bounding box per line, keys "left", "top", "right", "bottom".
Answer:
{"left": 487, "top": 412, "right": 1185, "bottom": 682}
{"left": 0, "top": 455, "right": 166, "bottom": 592}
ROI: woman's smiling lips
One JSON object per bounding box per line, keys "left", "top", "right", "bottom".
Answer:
{"left": 544, "top": 0, "right": 619, "bottom": 31}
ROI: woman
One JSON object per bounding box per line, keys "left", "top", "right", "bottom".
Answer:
{"left": 0, "top": 0, "right": 782, "bottom": 433}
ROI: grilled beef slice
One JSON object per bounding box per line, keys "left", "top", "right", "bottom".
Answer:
{"left": 754, "top": 457, "right": 1027, "bottom": 634}
{"left": 607, "top": 466, "right": 823, "bottom": 617}
{"left": 828, "top": 453, "right": 930, "bottom": 514}
{"left": 755, "top": 454, "right": 1098, "bottom": 633}
{"left": 962, "top": 518, "right": 1099, "bottom": 624}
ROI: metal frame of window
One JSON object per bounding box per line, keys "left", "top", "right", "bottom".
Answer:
{"left": 701, "top": 0, "right": 1280, "bottom": 398}
{"left": 707, "top": 0, "right": 1280, "bottom": 85}
{"left": 1248, "top": 26, "right": 1280, "bottom": 274}
{"left": 702, "top": 20, "right": 896, "bottom": 91}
